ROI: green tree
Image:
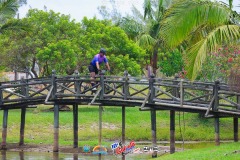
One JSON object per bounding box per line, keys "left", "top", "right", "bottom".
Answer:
{"left": 158, "top": 49, "right": 184, "bottom": 77}
{"left": 0, "top": 9, "right": 82, "bottom": 77}
{"left": 136, "top": 0, "right": 173, "bottom": 74}
{"left": 36, "top": 40, "right": 78, "bottom": 76}
{"left": 160, "top": 0, "right": 240, "bottom": 80}
{"left": 78, "top": 17, "right": 145, "bottom": 76}
{"left": 0, "top": 0, "right": 28, "bottom": 74}
{"left": 112, "top": 0, "right": 173, "bottom": 76}
{"left": 0, "top": 10, "right": 145, "bottom": 77}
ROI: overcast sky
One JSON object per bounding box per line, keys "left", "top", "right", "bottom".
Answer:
{"left": 18, "top": 0, "right": 144, "bottom": 22}
{"left": 18, "top": 0, "right": 239, "bottom": 22}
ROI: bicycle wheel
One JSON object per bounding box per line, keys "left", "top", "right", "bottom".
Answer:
{"left": 104, "top": 81, "right": 116, "bottom": 95}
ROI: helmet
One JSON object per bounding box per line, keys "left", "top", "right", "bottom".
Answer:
{"left": 100, "top": 48, "right": 106, "bottom": 55}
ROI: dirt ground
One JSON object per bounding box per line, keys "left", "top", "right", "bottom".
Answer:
{"left": 3, "top": 143, "right": 85, "bottom": 153}
{"left": 1, "top": 143, "right": 178, "bottom": 155}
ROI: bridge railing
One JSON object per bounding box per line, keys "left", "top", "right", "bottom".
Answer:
{"left": 1, "top": 71, "right": 240, "bottom": 116}
{"left": 0, "top": 77, "right": 51, "bottom": 108}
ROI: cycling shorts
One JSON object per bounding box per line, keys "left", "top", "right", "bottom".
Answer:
{"left": 88, "top": 64, "right": 98, "bottom": 74}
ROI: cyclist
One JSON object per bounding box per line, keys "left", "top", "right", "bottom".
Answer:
{"left": 88, "top": 48, "right": 111, "bottom": 89}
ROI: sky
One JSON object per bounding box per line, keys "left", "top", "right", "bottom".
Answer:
{"left": 18, "top": 0, "right": 239, "bottom": 22}
{"left": 18, "top": 0, "right": 144, "bottom": 22}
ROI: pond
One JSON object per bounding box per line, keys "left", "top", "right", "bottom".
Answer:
{"left": 0, "top": 151, "right": 153, "bottom": 160}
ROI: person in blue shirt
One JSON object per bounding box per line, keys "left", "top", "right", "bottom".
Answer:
{"left": 88, "top": 48, "right": 110, "bottom": 88}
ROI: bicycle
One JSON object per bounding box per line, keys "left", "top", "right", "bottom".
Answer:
{"left": 80, "top": 69, "right": 116, "bottom": 96}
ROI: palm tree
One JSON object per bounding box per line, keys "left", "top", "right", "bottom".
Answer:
{"left": 137, "top": 0, "right": 172, "bottom": 74}
{"left": 0, "top": 0, "right": 27, "bottom": 33}
{"left": 160, "top": 0, "right": 240, "bottom": 80}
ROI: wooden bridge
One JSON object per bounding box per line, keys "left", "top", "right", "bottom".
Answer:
{"left": 1, "top": 71, "right": 240, "bottom": 158}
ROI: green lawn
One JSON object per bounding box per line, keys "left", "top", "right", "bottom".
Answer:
{"left": 157, "top": 142, "right": 240, "bottom": 160}
{"left": 0, "top": 105, "right": 238, "bottom": 148}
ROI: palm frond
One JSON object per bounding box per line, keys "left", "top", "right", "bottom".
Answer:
{"left": 0, "top": 18, "right": 30, "bottom": 34}
{"left": 144, "top": 0, "right": 153, "bottom": 19}
{"left": 0, "top": 0, "right": 19, "bottom": 23}
{"left": 186, "top": 25, "right": 240, "bottom": 80}
{"left": 137, "top": 33, "right": 156, "bottom": 48}
{"left": 160, "top": 0, "right": 232, "bottom": 49}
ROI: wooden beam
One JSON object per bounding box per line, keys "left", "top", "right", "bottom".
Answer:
{"left": 19, "top": 108, "right": 26, "bottom": 145}
{"left": 215, "top": 118, "right": 220, "bottom": 146}
{"left": 73, "top": 104, "right": 78, "bottom": 148}
{"left": 151, "top": 109, "right": 157, "bottom": 158}
{"left": 99, "top": 105, "right": 103, "bottom": 145}
{"left": 53, "top": 105, "right": 59, "bottom": 152}
{"left": 1, "top": 109, "right": 8, "bottom": 150}
{"left": 170, "top": 110, "right": 175, "bottom": 154}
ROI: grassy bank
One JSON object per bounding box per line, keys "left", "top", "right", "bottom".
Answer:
{"left": 0, "top": 105, "right": 238, "bottom": 147}
{"left": 158, "top": 142, "right": 240, "bottom": 160}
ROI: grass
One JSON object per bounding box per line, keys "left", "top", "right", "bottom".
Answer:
{"left": 158, "top": 142, "right": 240, "bottom": 160}
{"left": 0, "top": 105, "right": 239, "bottom": 147}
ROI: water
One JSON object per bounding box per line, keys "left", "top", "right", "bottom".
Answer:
{"left": 0, "top": 151, "right": 153, "bottom": 160}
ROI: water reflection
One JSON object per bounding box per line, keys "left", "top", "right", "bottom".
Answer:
{"left": 0, "top": 151, "right": 152, "bottom": 160}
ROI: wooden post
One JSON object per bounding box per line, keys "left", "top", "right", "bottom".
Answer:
{"left": 170, "top": 110, "right": 175, "bottom": 154}
{"left": 149, "top": 74, "right": 157, "bottom": 158}
{"left": 121, "top": 106, "right": 126, "bottom": 160}
{"left": 151, "top": 109, "right": 157, "bottom": 158}
{"left": 234, "top": 96, "right": 240, "bottom": 142}
{"left": 234, "top": 117, "right": 238, "bottom": 142}
{"left": 53, "top": 104, "right": 59, "bottom": 152}
{"left": 98, "top": 73, "right": 105, "bottom": 146}
{"left": 99, "top": 105, "right": 103, "bottom": 146}
{"left": 213, "top": 81, "right": 220, "bottom": 146}
{"left": 213, "top": 81, "right": 219, "bottom": 112}
{"left": 1, "top": 109, "right": 8, "bottom": 150}
{"left": 19, "top": 108, "right": 26, "bottom": 146}
{"left": 0, "top": 82, "right": 3, "bottom": 106}
{"left": 51, "top": 70, "right": 57, "bottom": 100}
{"left": 73, "top": 104, "right": 78, "bottom": 148}
{"left": 169, "top": 76, "right": 179, "bottom": 154}
{"left": 73, "top": 71, "right": 80, "bottom": 148}
{"left": 19, "top": 78, "right": 28, "bottom": 146}
{"left": 215, "top": 117, "right": 220, "bottom": 146}
{"left": 121, "top": 71, "right": 129, "bottom": 160}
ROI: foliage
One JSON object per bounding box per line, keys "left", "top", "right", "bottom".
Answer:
{"left": 36, "top": 40, "right": 79, "bottom": 76}
{"left": 0, "top": 9, "right": 82, "bottom": 77}
{"left": 0, "top": 0, "right": 19, "bottom": 24}
{"left": 99, "top": 0, "right": 173, "bottom": 74}
{"left": 78, "top": 17, "right": 145, "bottom": 76}
{"left": 160, "top": 0, "right": 240, "bottom": 80}
{"left": 199, "top": 45, "right": 240, "bottom": 82}
{"left": 158, "top": 48, "right": 184, "bottom": 77}
{"left": 25, "top": 9, "right": 82, "bottom": 76}
{"left": 0, "top": 9, "right": 146, "bottom": 77}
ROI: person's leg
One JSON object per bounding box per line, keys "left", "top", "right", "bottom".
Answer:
{"left": 88, "top": 65, "right": 96, "bottom": 87}
{"left": 90, "top": 72, "right": 96, "bottom": 87}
